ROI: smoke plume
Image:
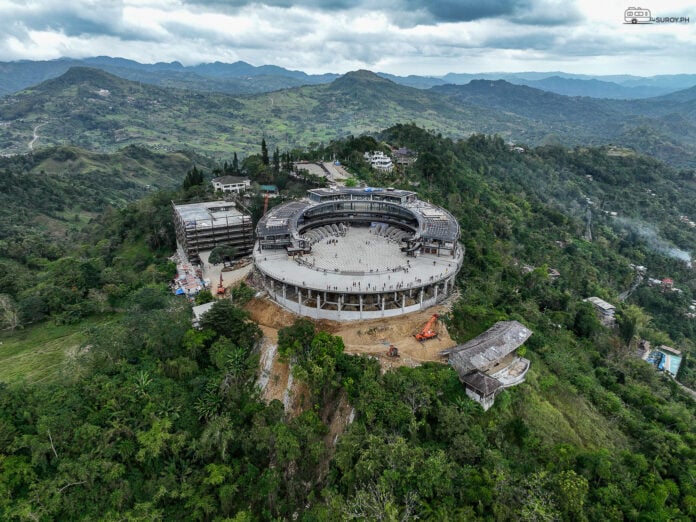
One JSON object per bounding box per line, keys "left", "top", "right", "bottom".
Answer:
{"left": 614, "top": 217, "right": 692, "bottom": 267}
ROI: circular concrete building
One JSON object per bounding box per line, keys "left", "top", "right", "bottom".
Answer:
{"left": 253, "top": 187, "right": 463, "bottom": 321}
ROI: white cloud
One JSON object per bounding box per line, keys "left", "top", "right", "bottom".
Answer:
{"left": 0, "top": 0, "right": 694, "bottom": 75}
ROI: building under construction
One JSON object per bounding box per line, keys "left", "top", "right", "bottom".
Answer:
{"left": 253, "top": 187, "right": 463, "bottom": 321}
{"left": 440, "top": 321, "right": 532, "bottom": 410}
{"left": 172, "top": 200, "right": 253, "bottom": 260}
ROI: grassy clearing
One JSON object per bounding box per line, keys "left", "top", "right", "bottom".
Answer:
{"left": 0, "top": 315, "right": 111, "bottom": 385}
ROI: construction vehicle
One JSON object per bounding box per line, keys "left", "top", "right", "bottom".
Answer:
{"left": 216, "top": 273, "right": 225, "bottom": 295}
{"left": 387, "top": 345, "right": 399, "bottom": 357}
{"left": 415, "top": 314, "right": 439, "bottom": 342}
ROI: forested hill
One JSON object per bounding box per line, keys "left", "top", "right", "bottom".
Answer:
{"left": 4, "top": 67, "right": 696, "bottom": 168}
{"left": 1, "top": 127, "right": 695, "bottom": 519}
{"left": 0, "top": 67, "right": 535, "bottom": 157}
{"left": 0, "top": 145, "right": 206, "bottom": 261}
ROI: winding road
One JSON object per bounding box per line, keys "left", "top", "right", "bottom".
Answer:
{"left": 29, "top": 122, "right": 48, "bottom": 151}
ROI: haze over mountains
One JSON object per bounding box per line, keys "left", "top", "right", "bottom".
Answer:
{"left": 2, "top": 56, "right": 696, "bottom": 99}
{"left": 3, "top": 65, "right": 696, "bottom": 169}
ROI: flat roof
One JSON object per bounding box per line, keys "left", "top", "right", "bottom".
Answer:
{"left": 254, "top": 227, "right": 462, "bottom": 293}
{"left": 307, "top": 187, "right": 415, "bottom": 198}
{"left": 212, "top": 175, "right": 250, "bottom": 184}
{"left": 174, "top": 201, "right": 247, "bottom": 228}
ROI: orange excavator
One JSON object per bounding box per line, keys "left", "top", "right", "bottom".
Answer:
{"left": 415, "top": 314, "right": 439, "bottom": 342}
{"left": 216, "top": 273, "right": 225, "bottom": 295}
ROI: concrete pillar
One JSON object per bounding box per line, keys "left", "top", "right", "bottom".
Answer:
{"left": 401, "top": 293, "right": 405, "bottom": 310}
{"left": 317, "top": 294, "right": 321, "bottom": 311}
{"left": 420, "top": 288, "right": 424, "bottom": 306}
{"left": 434, "top": 284, "right": 439, "bottom": 301}
{"left": 282, "top": 284, "right": 286, "bottom": 300}
{"left": 338, "top": 295, "right": 342, "bottom": 312}
{"left": 297, "top": 289, "right": 302, "bottom": 311}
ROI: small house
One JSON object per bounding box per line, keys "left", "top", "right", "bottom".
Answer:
{"left": 212, "top": 176, "right": 251, "bottom": 194}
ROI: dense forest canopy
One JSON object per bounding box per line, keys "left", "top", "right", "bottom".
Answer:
{"left": 0, "top": 126, "right": 695, "bottom": 520}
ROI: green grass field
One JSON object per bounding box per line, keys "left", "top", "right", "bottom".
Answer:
{"left": 0, "top": 316, "right": 111, "bottom": 385}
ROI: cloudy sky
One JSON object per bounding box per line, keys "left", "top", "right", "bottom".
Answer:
{"left": 1, "top": 0, "right": 695, "bottom": 76}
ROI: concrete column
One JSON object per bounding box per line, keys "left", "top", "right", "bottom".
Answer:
{"left": 297, "top": 289, "right": 302, "bottom": 311}
{"left": 338, "top": 295, "right": 342, "bottom": 312}
{"left": 317, "top": 294, "right": 321, "bottom": 311}
{"left": 434, "top": 284, "right": 439, "bottom": 301}
{"left": 420, "top": 288, "right": 424, "bottom": 306}
{"left": 401, "top": 293, "right": 405, "bottom": 310}
{"left": 282, "top": 284, "right": 287, "bottom": 300}
{"left": 381, "top": 294, "right": 386, "bottom": 311}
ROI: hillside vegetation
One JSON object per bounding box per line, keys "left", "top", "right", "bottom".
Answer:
{"left": 0, "top": 145, "right": 206, "bottom": 260}
{"left": 0, "top": 128, "right": 694, "bottom": 520}
{"left": 4, "top": 68, "right": 696, "bottom": 168}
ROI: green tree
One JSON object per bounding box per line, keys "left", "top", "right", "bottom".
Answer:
{"left": 0, "top": 294, "right": 20, "bottom": 331}
{"left": 182, "top": 165, "right": 204, "bottom": 190}
{"left": 199, "top": 299, "right": 261, "bottom": 352}
{"left": 261, "top": 138, "right": 269, "bottom": 166}
{"left": 232, "top": 152, "right": 239, "bottom": 173}
{"left": 194, "top": 289, "right": 214, "bottom": 305}
{"left": 272, "top": 147, "right": 280, "bottom": 173}
{"left": 208, "top": 245, "right": 237, "bottom": 264}
{"left": 573, "top": 301, "right": 602, "bottom": 338}
{"left": 617, "top": 304, "right": 651, "bottom": 350}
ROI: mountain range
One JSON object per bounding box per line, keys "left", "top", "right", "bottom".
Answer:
{"left": 2, "top": 66, "right": 696, "bottom": 168}
{"left": 2, "top": 57, "right": 696, "bottom": 99}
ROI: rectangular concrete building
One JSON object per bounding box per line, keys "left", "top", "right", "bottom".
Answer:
{"left": 173, "top": 200, "right": 253, "bottom": 260}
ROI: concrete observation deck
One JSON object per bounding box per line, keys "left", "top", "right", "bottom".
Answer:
{"left": 253, "top": 187, "right": 464, "bottom": 321}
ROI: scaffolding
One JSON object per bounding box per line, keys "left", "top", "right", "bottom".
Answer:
{"left": 172, "top": 200, "right": 254, "bottom": 260}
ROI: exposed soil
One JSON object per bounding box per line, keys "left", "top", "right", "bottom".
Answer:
{"left": 246, "top": 296, "right": 456, "bottom": 371}
{"left": 248, "top": 296, "right": 457, "bottom": 455}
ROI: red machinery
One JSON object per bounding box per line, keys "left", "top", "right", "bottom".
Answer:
{"left": 216, "top": 273, "right": 225, "bottom": 295}
{"left": 415, "top": 314, "right": 439, "bottom": 342}
{"left": 387, "top": 345, "right": 399, "bottom": 357}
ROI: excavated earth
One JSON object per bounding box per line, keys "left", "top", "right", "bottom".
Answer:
{"left": 248, "top": 295, "right": 457, "bottom": 405}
